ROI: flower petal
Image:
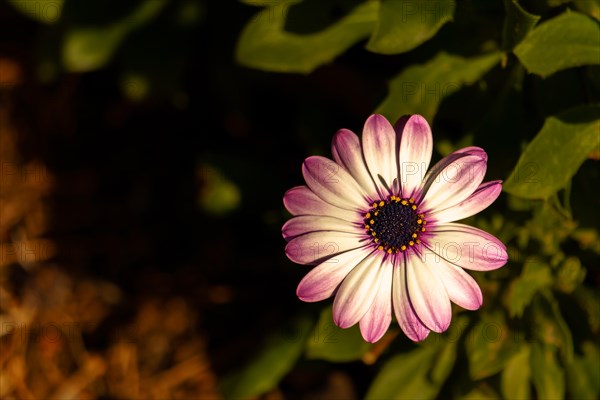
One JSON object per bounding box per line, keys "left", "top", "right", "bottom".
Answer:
{"left": 424, "top": 223, "right": 508, "bottom": 271}
{"left": 285, "top": 231, "right": 366, "bottom": 265}
{"left": 397, "top": 115, "right": 433, "bottom": 199}
{"left": 429, "top": 180, "right": 502, "bottom": 223}
{"left": 296, "top": 247, "right": 372, "bottom": 302}
{"left": 302, "top": 156, "right": 368, "bottom": 211}
{"left": 333, "top": 251, "right": 385, "bottom": 329}
{"left": 428, "top": 258, "right": 483, "bottom": 310}
{"left": 415, "top": 146, "right": 485, "bottom": 203}
{"left": 391, "top": 255, "right": 430, "bottom": 341}
{"left": 332, "top": 129, "right": 379, "bottom": 200}
{"left": 420, "top": 152, "right": 487, "bottom": 213}
{"left": 283, "top": 186, "right": 359, "bottom": 221}
{"left": 405, "top": 251, "right": 452, "bottom": 333}
{"left": 282, "top": 215, "right": 360, "bottom": 241}
{"left": 359, "top": 262, "right": 393, "bottom": 343}
{"left": 362, "top": 115, "right": 397, "bottom": 196}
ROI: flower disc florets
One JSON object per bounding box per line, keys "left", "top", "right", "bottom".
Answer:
{"left": 364, "top": 196, "right": 426, "bottom": 254}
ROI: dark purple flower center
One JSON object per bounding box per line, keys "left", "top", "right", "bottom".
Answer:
{"left": 363, "top": 196, "right": 426, "bottom": 254}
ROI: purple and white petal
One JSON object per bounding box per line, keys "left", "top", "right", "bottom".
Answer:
{"left": 359, "top": 262, "right": 393, "bottom": 343}
{"left": 285, "top": 231, "right": 366, "bottom": 265}
{"left": 429, "top": 257, "right": 483, "bottom": 310}
{"left": 283, "top": 186, "right": 360, "bottom": 221}
{"left": 333, "top": 251, "right": 386, "bottom": 329}
{"left": 420, "top": 153, "right": 487, "bottom": 213}
{"left": 303, "top": 156, "right": 368, "bottom": 211}
{"left": 405, "top": 251, "right": 452, "bottom": 333}
{"left": 392, "top": 255, "right": 430, "bottom": 341}
{"left": 282, "top": 215, "right": 361, "bottom": 241}
{"left": 425, "top": 223, "right": 508, "bottom": 271}
{"left": 332, "top": 129, "right": 379, "bottom": 200}
{"left": 415, "top": 147, "right": 486, "bottom": 203}
{"left": 397, "top": 115, "right": 433, "bottom": 199}
{"left": 429, "top": 180, "right": 502, "bottom": 223}
{"left": 362, "top": 115, "right": 397, "bottom": 196}
{"left": 296, "top": 247, "right": 372, "bottom": 302}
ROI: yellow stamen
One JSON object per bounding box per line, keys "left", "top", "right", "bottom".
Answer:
{"left": 401, "top": 200, "right": 408, "bottom": 205}
{"left": 409, "top": 241, "right": 414, "bottom": 246}
{"left": 378, "top": 245, "right": 384, "bottom": 251}
{"left": 365, "top": 212, "right": 371, "bottom": 219}
{"left": 412, "top": 233, "right": 417, "bottom": 238}
{"left": 409, "top": 198, "right": 415, "bottom": 203}
{"left": 370, "top": 219, "right": 375, "bottom": 225}
{"left": 387, "top": 248, "right": 392, "bottom": 254}
{"left": 411, "top": 205, "right": 417, "bottom": 210}
{"left": 379, "top": 201, "right": 385, "bottom": 207}
{"left": 400, "top": 245, "right": 407, "bottom": 251}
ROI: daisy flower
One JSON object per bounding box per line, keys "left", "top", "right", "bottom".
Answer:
{"left": 282, "top": 114, "right": 508, "bottom": 343}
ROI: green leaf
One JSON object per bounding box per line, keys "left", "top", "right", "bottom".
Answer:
{"left": 366, "top": 0, "right": 455, "bottom": 54}
{"left": 502, "top": 0, "right": 540, "bottom": 51}
{"left": 530, "top": 343, "right": 566, "bottom": 400}
{"left": 220, "top": 315, "right": 313, "bottom": 399}
{"left": 235, "top": 0, "right": 378, "bottom": 73}
{"left": 6, "top": 0, "right": 63, "bottom": 24}
{"left": 501, "top": 344, "right": 532, "bottom": 400}
{"left": 466, "top": 312, "right": 520, "bottom": 380}
{"left": 507, "top": 260, "right": 553, "bottom": 318}
{"left": 504, "top": 104, "right": 600, "bottom": 199}
{"left": 365, "top": 340, "right": 456, "bottom": 400}
{"left": 304, "top": 308, "right": 371, "bottom": 362}
{"left": 460, "top": 385, "right": 501, "bottom": 400}
{"left": 574, "top": 0, "right": 600, "bottom": 21}
{"left": 514, "top": 11, "right": 600, "bottom": 77}
{"left": 532, "top": 291, "right": 574, "bottom": 363}
{"left": 376, "top": 51, "right": 500, "bottom": 122}
{"left": 62, "top": 0, "right": 166, "bottom": 72}
{"left": 566, "top": 341, "right": 600, "bottom": 400}
{"left": 573, "top": 286, "right": 600, "bottom": 332}
{"left": 555, "top": 256, "right": 586, "bottom": 293}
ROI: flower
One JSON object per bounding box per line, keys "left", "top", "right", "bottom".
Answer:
{"left": 282, "top": 114, "right": 508, "bottom": 343}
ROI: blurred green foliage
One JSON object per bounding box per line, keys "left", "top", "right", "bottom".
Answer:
{"left": 228, "top": 0, "right": 600, "bottom": 398}
{"left": 7, "top": 0, "right": 599, "bottom": 398}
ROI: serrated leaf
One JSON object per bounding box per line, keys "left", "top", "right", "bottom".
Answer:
{"left": 6, "top": 0, "right": 63, "bottom": 24}
{"left": 502, "top": 0, "right": 540, "bottom": 51}
{"left": 507, "top": 260, "right": 553, "bottom": 318}
{"left": 566, "top": 341, "right": 600, "bottom": 400}
{"left": 365, "top": 340, "right": 456, "bottom": 400}
{"left": 376, "top": 51, "right": 501, "bottom": 122}
{"left": 530, "top": 343, "right": 566, "bottom": 400}
{"left": 366, "top": 0, "right": 455, "bottom": 54}
{"left": 504, "top": 104, "right": 600, "bottom": 199}
{"left": 514, "top": 11, "right": 600, "bottom": 77}
{"left": 235, "top": 0, "right": 378, "bottom": 73}
{"left": 61, "top": 0, "right": 166, "bottom": 72}
{"left": 501, "top": 344, "right": 532, "bottom": 400}
{"left": 220, "top": 315, "right": 313, "bottom": 400}
{"left": 304, "top": 308, "right": 371, "bottom": 362}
